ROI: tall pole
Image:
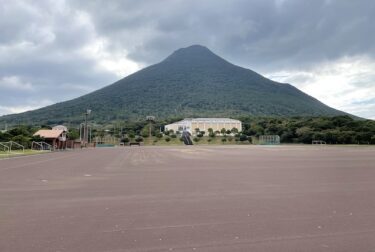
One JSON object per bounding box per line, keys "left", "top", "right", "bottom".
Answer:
{"left": 146, "top": 116, "right": 155, "bottom": 145}
{"left": 149, "top": 121, "right": 152, "bottom": 138}
{"left": 84, "top": 109, "right": 91, "bottom": 146}
{"left": 84, "top": 112, "right": 88, "bottom": 145}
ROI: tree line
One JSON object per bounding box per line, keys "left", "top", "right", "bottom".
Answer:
{"left": 239, "top": 115, "right": 375, "bottom": 144}
{"left": 1, "top": 115, "right": 374, "bottom": 147}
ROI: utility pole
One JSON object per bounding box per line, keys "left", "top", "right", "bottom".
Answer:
{"left": 84, "top": 109, "right": 91, "bottom": 146}
{"left": 146, "top": 116, "right": 155, "bottom": 145}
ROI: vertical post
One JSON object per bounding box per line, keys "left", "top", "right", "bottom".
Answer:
{"left": 149, "top": 121, "right": 152, "bottom": 141}
{"left": 146, "top": 116, "right": 155, "bottom": 145}
{"left": 84, "top": 112, "right": 88, "bottom": 145}
{"left": 83, "top": 109, "right": 91, "bottom": 147}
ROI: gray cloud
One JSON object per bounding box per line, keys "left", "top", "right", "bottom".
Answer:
{"left": 0, "top": 0, "right": 375, "bottom": 118}
{"left": 71, "top": 0, "right": 375, "bottom": 71}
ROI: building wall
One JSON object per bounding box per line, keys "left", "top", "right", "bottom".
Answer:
{"left": 166, "top": 119, "right": 242, "bottom": 135}
{"left": 165, "top": 120, "right": 192, "bottom": 133}
{"left": 192, "top": 122, "right": 241, "bottom": 133}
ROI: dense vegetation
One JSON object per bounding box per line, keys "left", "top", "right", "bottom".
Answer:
{"left": 2, "top": 116, "right": 373, "bottom": 148}
{"left": 239, "top": 115, "right": 375, "bottom": 144}
{"left": 0, "top": 45, "right": 348, "bottom": 126}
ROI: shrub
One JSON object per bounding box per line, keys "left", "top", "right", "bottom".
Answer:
{"left": 193, "top": 137, "right": 199, "bottom": 142}
{"left": 239, "top": 134, "right": 248, "bottom": 142}
{"left": 135, "top": 136, "right": 143, "bottom": 142}
{"left": 170, "top": 134, "right": 177, "bottom": 138}
{"left": 165, "top": 137, "right": 171, "bottom": 142}
{"left": 221, "top": 138, "right": 227, "bottom": 143}
{"left": 121, "top": 137, "right": 130, "bottom": 143}
{"left": 156, "top": 133, "right": 163, "bottom": 138}
{"left": 141, "top": 131, "right": 149, "bottom": 138}
{"left": 248, "top": 136, "right": 253, "bottom": 144}
{"left": 207, "top": 138, "right": 212, "bottom": 142}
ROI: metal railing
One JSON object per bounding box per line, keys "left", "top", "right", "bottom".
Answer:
{"left": 0, "top": 141, "right": 25, "bottom": 153}
{"left": 0, "top": 142, "right": 10, "bottom": 152}
{"left": 31, "top": 141, "right": 52, "bottom": 151}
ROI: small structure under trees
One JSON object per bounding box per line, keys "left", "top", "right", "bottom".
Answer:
{"left": 33, "top": 125, "right": 68, "bottom": 150}
{"left": 258, "top": 135, "right": 280, "bottom": 145}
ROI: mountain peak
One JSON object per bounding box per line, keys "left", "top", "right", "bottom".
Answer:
{"left": 176, "top": 44, "right": 210, "bottom": 53}
{"left": 163, "top": 44, "right": 227, "bottom": 65}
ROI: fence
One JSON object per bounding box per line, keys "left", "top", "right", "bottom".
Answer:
{"left": 258, "top": 135, "right": 280, "bottom": 145}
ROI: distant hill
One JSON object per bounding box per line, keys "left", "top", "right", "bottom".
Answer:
{"left": 0, "top": 45, "right": 348, "bottom": 125}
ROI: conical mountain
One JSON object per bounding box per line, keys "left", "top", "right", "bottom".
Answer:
{"left": 0, "top": 45, "right": 347, "bottom": 125}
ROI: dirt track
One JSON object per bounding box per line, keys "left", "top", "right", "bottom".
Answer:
{"left": 0, "top": 145, "right": 375, "bottom": 251}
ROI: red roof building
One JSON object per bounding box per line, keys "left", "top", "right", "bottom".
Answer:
{"left": 33, "top": 126, "right": 68, "bottom": 149}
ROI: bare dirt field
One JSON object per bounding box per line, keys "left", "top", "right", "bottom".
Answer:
{"left": 0, "top": 145, "right": 375, "bottom": 252}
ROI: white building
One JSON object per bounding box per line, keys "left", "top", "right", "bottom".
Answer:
{"left": 165, "top": 118, "right": 242, "bottom": 135}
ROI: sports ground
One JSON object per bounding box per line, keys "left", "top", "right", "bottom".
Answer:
{"left": 0, "top": 145, "right": 375, "bottom": 251}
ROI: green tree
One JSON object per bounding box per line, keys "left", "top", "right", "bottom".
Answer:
{"left": 231, "top": 127, "right": 239, "bottom": 134}
{"left": 135, "top": 136, "right": 143, "bottom": 142}
{"left": 239, "top": 134, "right": 248, "bottom": 142}
{"left": 11, "top": 135, "right": 31, "bottom": 148}
{"left": 128, "top": 132, "right": 135, "bottom": 139}
{"left": 121, "top": 137, "right": 130, "bottom": 143}
{"left": 68, "top": 128, "right": 80, "bottom": 140}
{"left": 209, "top": 132, "right": 215, "bottom": 138}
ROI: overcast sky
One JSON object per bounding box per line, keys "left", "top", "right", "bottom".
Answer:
{"left": 1, "top": 0, "right": 374, "bottom": 119}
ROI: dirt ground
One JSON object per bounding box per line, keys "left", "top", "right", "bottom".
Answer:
{"left": 0, "top": 145, "right": 375, "bottom": 252}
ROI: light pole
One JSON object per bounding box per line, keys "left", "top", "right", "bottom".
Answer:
{"left": 146, "top": 116, "right": 155, "bottom": 145}
{"left": 84, "top": 109, "right": 91, "bottom": 146}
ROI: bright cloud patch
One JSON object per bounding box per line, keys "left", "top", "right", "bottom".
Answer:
{"left": 267, "top": 56, "right": 375, "bottom": 119}
{"left": 0, "top": 76, "right": 33, "bottom": 91}
{"left": 0, "top": 99, "right": 53, "bottom": 116}
{"left": 81, "top": 38, "right": 141, "bottom": 78}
